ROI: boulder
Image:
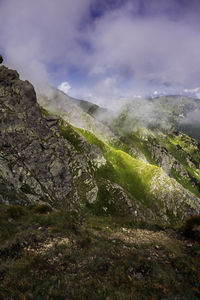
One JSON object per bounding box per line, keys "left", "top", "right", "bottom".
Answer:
{"left": 0, "top": 55, "right": 3, "bottom": 64}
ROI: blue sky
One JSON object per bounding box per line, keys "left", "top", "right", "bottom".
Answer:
{"left": 1, "top": 0, "right": 200, "bottom": 105}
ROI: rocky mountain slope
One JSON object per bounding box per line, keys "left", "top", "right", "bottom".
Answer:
{"left": 0, "top": 64, "right": 200, "bottom": 227}
{"left": 1, "top": 62, "right": 200, "bottom": 299}
{"left": 0, "top": 65, "right": 107, "bottom": 210}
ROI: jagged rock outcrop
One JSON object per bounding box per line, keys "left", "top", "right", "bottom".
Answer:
{"left": 0, "top": 66, "right": 105, "bottom": 209}
{"left": 0, "top": 55, "right": 3, "bottom": 64}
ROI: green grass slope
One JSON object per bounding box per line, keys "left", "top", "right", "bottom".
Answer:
{"left": 75, "top": 128, "right": 200, "bottom": 224}
{"left": 77, "top": 128, "right": 160, "bottom": 207}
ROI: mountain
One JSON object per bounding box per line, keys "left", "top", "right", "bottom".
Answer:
{"left": 0, "top": 65, "right": 200, "bottom": 225}
{"left": 1, "top": 64, "right": 200, "bottom": 299}
{"left": 38, "top": 88, "right": 200, "bottom": 222}
{"left": 150, "top": 95, "right": 200, "bottom": 141}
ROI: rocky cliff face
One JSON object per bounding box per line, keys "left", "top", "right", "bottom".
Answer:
{"left": 1, "top": 64, "right": 200, "bottom": 225}
{"left": 0, "top": 66, "right": 105, "bottom": 210}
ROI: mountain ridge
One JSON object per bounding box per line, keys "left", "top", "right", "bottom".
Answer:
{"left": 0, "top": 64, "right": 200, "bottom": 226}
{"left": 1, "top": 63, "right": 200, "bottom": 299}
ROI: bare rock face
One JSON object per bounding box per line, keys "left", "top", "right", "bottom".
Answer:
{"left": 0, "top": 55, "right": 3, "bottom": 64}
{"left": 0, "top": 66, "right": 104, "bottom": 209}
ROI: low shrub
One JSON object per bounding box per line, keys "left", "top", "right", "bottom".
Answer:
{"left": 181, "top": 215, "right": 200, "bottom": 241}
{"left": 33, "top": 204, "right": 53, "bottom": 214}
{"left": 6, "top": 205, "right": 26, "bottom": 219}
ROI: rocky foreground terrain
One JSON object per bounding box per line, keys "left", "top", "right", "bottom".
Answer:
{"left": 0, "top": 63, "right": 200, "bottom": 299}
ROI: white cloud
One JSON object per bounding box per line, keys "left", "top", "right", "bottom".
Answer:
{"left": 183, "top": 87, "right": 200, "bottom": 98}
{"left": 183, "top": 87, "right": 200, "bottom": 93}
{"left": 86, "top": 11, "right": 200, "bottom": 87}
{"left": 58, "top": 82, "right": 71, "bottom": 94}
{"left": 0, "top": 0, "right": 92, "bottom": 85}
{"left": 1, "top": 0, "right": 200, "bottom": 97}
